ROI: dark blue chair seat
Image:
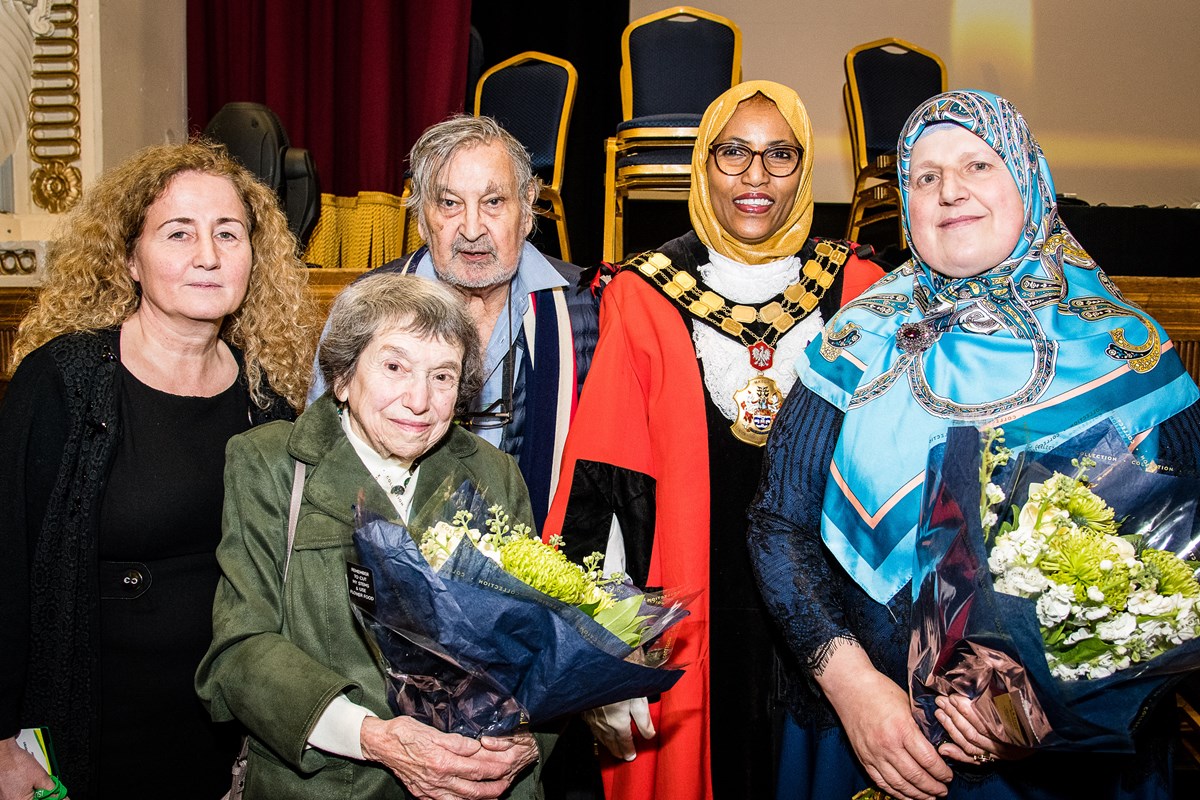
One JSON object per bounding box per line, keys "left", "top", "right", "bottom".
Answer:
{"left": 616, "top": 148, "right": 693, "bottom": 169}
{"left": 617, "top": 113, "right": 702, "bottom": 133}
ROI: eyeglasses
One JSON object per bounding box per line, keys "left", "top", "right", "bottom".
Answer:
{"left": 458, "top": 302, "right": 516, "bottom": 431}
{"left": 458, "top": 396, "right": 512, "bottom": 430}
{"left": 709, "top": 142, "right": 803, "bottom": 177}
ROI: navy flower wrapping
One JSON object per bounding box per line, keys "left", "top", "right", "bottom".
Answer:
{"left": 349, "top": 479, "right": 687, "bottom": 737}
{"left": 909, "top": 420, "right": 1200, "bottom": 752}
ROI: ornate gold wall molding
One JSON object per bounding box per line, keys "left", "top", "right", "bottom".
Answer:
{"left": 27, "top": 0, "right": 81, "bottom": 213}
{"left": 0, "top": 241, "right": 44, "bottom": 276}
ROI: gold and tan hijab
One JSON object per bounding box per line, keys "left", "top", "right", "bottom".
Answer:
{"left": 688, "top": 80, "right": 815, "bottom": 265}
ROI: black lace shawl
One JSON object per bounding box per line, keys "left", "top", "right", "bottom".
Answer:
{"left": 0, "top": 328, "right": 292, "bottom": 798}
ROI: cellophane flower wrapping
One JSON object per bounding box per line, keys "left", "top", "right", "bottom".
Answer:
{"left": 909, "top": 420, "right": 1200, "bottom": 752}
{"left": 349, "top": 478, "right": 688, "bottom": 738}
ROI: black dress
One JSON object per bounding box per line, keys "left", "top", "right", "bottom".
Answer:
{"left": 702, "top": 374, "right": 790, "bottom": 799}
{"left": 95, "top": 366, "right": 250, "bottom": 798}
{"left": 687, "top": 234, "right": 856, "bottom": 798}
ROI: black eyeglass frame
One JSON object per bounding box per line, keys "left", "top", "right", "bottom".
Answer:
{"left": 457, "top": 348, "right": 515, "bottom": 430}
{"left": 457, "top": 395, "right": 513, "bottom": 430}
{"left": 708, "top": 143, "right": 804, "bottom": 178}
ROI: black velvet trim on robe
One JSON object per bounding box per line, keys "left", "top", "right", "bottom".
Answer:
{"left": 558, "top": 459, "right": 657, "bottom": 588}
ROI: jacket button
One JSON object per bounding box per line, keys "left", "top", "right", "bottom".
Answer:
{"left": 123, "top": 569, "right": 143, "bottom": 587}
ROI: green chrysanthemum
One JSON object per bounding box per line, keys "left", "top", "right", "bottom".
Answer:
{"left": 1040, "top": 527, "right": 1129, "bottom": 608}
{"left": 498, "top": 535, "right": 590, "bottom": 604}
{"left": 1065, "top": 485, "right": 1117, "bottom": 535}
{"left": 1141, "top": 549, "right": 1200, "bottom": 598}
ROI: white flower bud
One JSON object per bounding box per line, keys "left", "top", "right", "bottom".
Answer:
{"left": 1096, "top": 612, "right": 1136, "bottom": 643}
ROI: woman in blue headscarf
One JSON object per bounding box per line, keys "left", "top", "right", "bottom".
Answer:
{"left": 747, "top": 89, "right": 1200, "bottom": 800}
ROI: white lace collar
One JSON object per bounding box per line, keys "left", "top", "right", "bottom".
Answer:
{"left": 698, "top": 248, "right": 801, "bottom": 304}
{"left": 691, "top": 249, "right": 825, "bottom": 425}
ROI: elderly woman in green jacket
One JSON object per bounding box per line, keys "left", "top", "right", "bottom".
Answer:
{"left": 197, "top": 274, "right": 547, "bottom": 799}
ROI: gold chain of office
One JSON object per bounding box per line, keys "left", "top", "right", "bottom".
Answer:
{"left": 622, "top": 240, "right": 851, "bottom": 351}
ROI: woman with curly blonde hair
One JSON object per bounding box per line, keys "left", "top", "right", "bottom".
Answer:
{"left": 0, "top": 139, "right": 317, "bottom": 800}
{"left": 10, "top": 138, "right": 314, "bottom": 407}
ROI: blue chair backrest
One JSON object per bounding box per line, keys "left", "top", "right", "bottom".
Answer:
{"left": 852, "top": 46, "right": 944, "bottom": 160}
{"left": 627, "top": 15, "right": 736, "bottom": 119}
{"left": 478, "top": 60, "right": 570, "bottom": 181}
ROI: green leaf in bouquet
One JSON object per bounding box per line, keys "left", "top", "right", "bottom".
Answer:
{"left": 1056, "top": 635, "right": 1112, "bottom": 666}
{"left": 577, "top": 599, "right": 602, "bottom": 616}
{"left": 1043, "top": 623, "right": 1068, "bottom": 648}
{"left": 996, "top": 507, "right": 1019, "bottom": 539}
{"left": 593, "top": 595, "right": 650, "bottom": 647}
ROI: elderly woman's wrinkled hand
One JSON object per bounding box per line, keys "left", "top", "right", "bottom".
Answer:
{"left": 933, "top": 694, "right": 1032, "bottom": 766}
{"left": 477, "top": 731, "right": 540, "bottom": 786}
{"left": 360, "top": 716, "right": 534, "bottom": 800}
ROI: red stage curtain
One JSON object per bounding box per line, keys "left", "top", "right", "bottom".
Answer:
{"left": 187, "top": 0, "right": 471, "bottom": 196}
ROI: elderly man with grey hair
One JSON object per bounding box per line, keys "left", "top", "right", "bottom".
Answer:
{"left": 309, "top": 115, "right": 599, "bottom": 532}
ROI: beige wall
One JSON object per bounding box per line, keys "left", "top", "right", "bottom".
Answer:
{"left": 630, "top": 1, "right": 1200, "bottom": 207}
{"left": 97, "top": 0, "right": 189, "bottom": 170}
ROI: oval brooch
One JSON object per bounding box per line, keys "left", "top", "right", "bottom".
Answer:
{"left": 896, "top": 321, "right": 937, "bottom": 354}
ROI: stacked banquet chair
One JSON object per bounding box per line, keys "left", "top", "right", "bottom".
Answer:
{"left": 842, "top": 37, "right": 946, "bottom": 247}
{"left": 601, "top": 5, "right": 741, "bottom": 263}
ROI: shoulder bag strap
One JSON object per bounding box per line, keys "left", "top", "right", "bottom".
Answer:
{"left": 226, "top": 457, "right": 307, "bottom": 800}
{"left": 283, "top": 459, "right": 306, "bottom": 583}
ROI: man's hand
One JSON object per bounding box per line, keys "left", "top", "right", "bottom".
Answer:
{"left": 583, "top": 697, "right": 655, "bottom": 761}
{"left": 0, "top": 737, "right": 60, "bottom": 800}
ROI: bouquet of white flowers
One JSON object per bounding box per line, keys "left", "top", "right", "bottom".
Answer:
{"left": 349, "top": 478, "right": 689, "bottom": 737}
{"left": 909, "top": 420, "right": 1200, "bottom": 751}
{"left": 981, "top": 432, "right": 1200, "bottom": 682}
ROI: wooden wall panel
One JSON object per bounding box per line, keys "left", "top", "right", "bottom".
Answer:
{"left": 2, "top": 273, "right": 1198, "bottom": 400}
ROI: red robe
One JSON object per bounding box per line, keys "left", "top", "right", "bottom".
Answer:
{"left": 544, "top": 236, "right": 881, "bottom": 800}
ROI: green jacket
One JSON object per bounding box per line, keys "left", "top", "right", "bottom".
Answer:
{"left": 196, "top": 396, "right": 546, "bottom": 799}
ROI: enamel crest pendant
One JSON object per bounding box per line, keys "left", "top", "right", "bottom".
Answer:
{"left": 731, "top": 374, "right": 783, "bottom": 446}
{"left": 748, "top": 341, "right": 775, "bottom": 370}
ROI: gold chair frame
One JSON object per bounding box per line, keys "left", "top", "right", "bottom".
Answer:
{"left": 843, "top": 37, "right": 947, "bottom": 245}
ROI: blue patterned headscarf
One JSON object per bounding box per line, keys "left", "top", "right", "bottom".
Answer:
{"left": 800, "top": 90, "right": 1198, "bottom": 604}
